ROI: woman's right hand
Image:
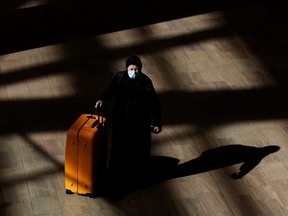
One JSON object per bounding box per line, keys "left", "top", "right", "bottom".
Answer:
{"left": 95, "top": 100, "right": 103, "bottom": 109}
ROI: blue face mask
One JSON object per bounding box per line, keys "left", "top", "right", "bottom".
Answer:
{"left": 128, "top": 70, "right": 138, "bottom": 79}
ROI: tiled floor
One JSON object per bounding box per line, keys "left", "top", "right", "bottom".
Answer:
{"left": 1, "top": 0, "right": 288, "bottom": 215}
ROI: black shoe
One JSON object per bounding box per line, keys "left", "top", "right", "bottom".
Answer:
{"left": 108, "top": 188, "right": 130, "bottom": 201}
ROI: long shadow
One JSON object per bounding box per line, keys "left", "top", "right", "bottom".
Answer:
{"left": 0, "top": 0, "right": 234, "bottom": 55}
{"left": 220, "top": 0, "right": 288, "bottom": 87}
{"left": 115, "top": 144, "right": 280, "bottom": 199}
{"left": 0, "top": 133, "right": 64, "bottom": 187}
{"left": 1, "top": 86, "right": 288, "bottom": 134}
{"left": 0, "top": 61, "right": 65, "bottom": 86}
{"left": 170, "top": 144, "right": 280, "bottom": 179}
{"left": 160, "top": 87, "right": 288, "bottom": 127}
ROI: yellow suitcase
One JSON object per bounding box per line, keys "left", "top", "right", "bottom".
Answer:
{"left": 65, "top": 114, "right": 107, "bottom": 197}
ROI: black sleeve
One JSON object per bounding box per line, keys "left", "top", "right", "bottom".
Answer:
{"left": 147, "top": 80, "right": 162, "bottom": 128}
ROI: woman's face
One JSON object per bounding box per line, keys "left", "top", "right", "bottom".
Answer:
{"left": 127, "top": 64, "right": 139, "bottom": 72}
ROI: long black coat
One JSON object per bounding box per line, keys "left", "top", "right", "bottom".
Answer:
{"left": 100, "top": 71, "right": 162, "bottom": 173}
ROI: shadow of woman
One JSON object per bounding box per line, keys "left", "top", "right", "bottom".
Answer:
{"left": 115, "top": 144, "right": 280, "bottom": 200}
{"left": 171, "top": 144, "right": 280, "bottom": 179}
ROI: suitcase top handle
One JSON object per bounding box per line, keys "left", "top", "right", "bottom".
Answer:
{"left": 89, "top": 106, "right": 105, "bottom": 129}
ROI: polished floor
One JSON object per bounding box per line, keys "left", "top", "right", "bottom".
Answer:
{"left": 1, "top": 0, "right": 288, "bottom": 215}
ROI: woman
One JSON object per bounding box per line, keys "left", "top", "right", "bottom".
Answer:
{"left": 95, "top": 56, "right": 162, "bottom": 194}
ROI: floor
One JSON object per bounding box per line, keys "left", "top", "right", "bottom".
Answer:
{"left": 1, "top": 0, "right": 288, "bottom": 215}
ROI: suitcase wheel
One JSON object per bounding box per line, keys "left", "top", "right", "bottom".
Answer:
{"left": 66, "top": 189, "right": 74, "bottom": 195}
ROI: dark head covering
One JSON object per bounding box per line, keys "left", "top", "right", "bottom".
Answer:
{"left": 125, "top": 55, "right": 142, "bottom": 70}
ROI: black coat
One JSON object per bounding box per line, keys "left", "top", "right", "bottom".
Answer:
{"left": 100, "top": 71, "right": 162, "bottom": 172}
{"left": 100, "top": 71, "right": 162, "bottom": 129}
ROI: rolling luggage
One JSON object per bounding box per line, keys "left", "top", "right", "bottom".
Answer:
{"left": 65, "top": 112, "right": 107, "bottom": 197}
